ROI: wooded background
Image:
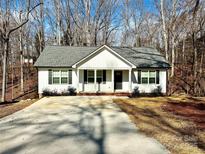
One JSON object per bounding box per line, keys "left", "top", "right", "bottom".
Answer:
{"left": 0, "top": 0, "right": 205, "bottom": 102}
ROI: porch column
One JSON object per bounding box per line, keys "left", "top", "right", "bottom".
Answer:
{"left": 129, "top": 69, "right": 132, "bottom": 93}
{"left": 94, "top": 69, "right": 97, "bottom": 92}
{"left": 111, "top": 69, "right": 114, "bottom": 92}
{"left": 77, "top": 69, "right": 80, "bottom": 93}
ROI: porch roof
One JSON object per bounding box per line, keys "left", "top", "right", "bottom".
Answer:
{"left": 34, "top": 45, "right": 170, "bottom": 68}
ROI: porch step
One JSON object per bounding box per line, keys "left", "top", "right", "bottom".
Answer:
{"left": 78, "top": 92, "right": 131, "bottom": 97}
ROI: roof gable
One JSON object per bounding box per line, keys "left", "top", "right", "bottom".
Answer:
{"left": 77, "top": 46, "right": 133, "bottom": 69}
{"left": 74, "top": 45, "right": 135, "bottom": 68}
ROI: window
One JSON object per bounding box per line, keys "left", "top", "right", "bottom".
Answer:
{"left": 139, "top": 70, "right": 159, "bottom": 84}
{"left": 84, "top": 70, "right": 106, "bottom": 84}
{"left": 53, "top": 70, "right": 60, "bottom": 84}
{"left": 141, "top": 71, "right": 149, "bottom": 84}
{"left": 48, "top": 70, "right": 72, "bottom": 84}
{"left": 61, "top": 70, "right": 68, "bottom": 84}
{"left": 149, "top": 71, "right": 156, "bottom": 84}
{"left": 87, "top": 70, "right": 94, "bottom": 83}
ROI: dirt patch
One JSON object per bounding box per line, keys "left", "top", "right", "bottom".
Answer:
{"left": 113, "top": 96, "right": 205, "bottom": 154}
{"left": 162, "top": 100, "right": 205, "bottom": 130}
{"left": 0, "top": 99, "right": 38, "bottom": 118}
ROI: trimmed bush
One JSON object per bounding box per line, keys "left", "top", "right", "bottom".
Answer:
{"left": 42, "top": 87, "right": 76, "bottom": 96}
{"left": 151, "top": 86, "right": 162, "bottom": 96}
{"left": 132, "top": 86, "right": 140, "bottom": 97}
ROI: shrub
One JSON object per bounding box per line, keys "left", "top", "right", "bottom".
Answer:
{"left": 42, "top": 88, "right": 52, "bottom": 96}
{"left": 42, "top": 88, "right": 59, "bottom": 96}
{"left": 42, "top": 87, "right": 76, "bottom": 96}
{"left": 67, "top": 86, "right": 77, "bottom": 96}
{"left": 151, "top": 86, "right": 162, "bottom": 96}
{"left": 132, "top": 86, "right": 140, "bottom": 97}
{"left": 61, "top": 87, "right": 76, "bottom": 96}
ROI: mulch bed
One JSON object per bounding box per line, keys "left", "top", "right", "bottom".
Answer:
{"left": 162, "top": 100, "right": 205, "bottom": 130}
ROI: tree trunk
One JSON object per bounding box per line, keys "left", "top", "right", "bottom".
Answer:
{"left": 160, "top": 0, "right": 168, "bottom": 60}
{"left": 193, "top": 33, "right": 198, "bottom": 95}
{"left": 1, "top": 39, "right": 9, "bottom": 102}
{"left": 19, "top": 11, "right": 24, "bottom": 93}
{"left": 54, "top": 0, "right": 61, "bottom": 45}
{"left": 171, "top": 42, "right": 175, "bottom": 77}
{"left": 199, "top": 52, "right": 203, "bottom": 75}
{"left": 39, "top": 0, "right": 44, "bottom": 52}
{"left": 20, "top": 49, "right": 24, "bottom": 93}
{"left": 83, "top": 0, "right": 91, "bottom": 46}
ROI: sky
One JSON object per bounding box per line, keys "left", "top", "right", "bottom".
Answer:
{"left": 144, "top": 0, "right": 158, "bottom": 13}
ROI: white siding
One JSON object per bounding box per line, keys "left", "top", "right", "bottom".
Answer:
{"left": 38, "top": 68, "right": 77, "bottom": 94}
{"left": 131, "top": 69, "right": 167, "bottom": 94}
{"left": 38, "top": 68, "right": 167, "bottom": 94}
{"left": 78, "top": 49, "right": 131, "bottom": 69}
{"left": 122, "top": 70, "right": 129, "bottom": 92}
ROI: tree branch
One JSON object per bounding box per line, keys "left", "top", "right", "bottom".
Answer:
{"left": 7, "top": 2, "right": 43, "bottom": 37}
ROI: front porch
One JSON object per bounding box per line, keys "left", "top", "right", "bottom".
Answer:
{"left": 76, "top": 69, "right": 132, "bottom": 93}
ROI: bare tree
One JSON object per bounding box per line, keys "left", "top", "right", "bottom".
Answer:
{"left": 160, "top": 0, "right": 169, "bottom": 60}
{"left": 0, "top": 0, "right": 42, "bottom": 102}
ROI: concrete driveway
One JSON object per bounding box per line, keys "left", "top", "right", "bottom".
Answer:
{"left": 0, "top": 96, "right": 169, "bottom": 154}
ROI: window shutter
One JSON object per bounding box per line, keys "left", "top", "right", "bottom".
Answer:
{"left": 156, "top": 70, "right": 160, "bottom": 84}
{"left": 69, "top": 70, "right": 72, "bottom": 84}
{"left": 138, "top": 70, "right": 141, "bottom": 84}
{"left": 103, "top": 70, "right": 106, "bottom": 83}
{"left": 84, "top": 70, "right": 87, "bottom": 83}
{"left": 48, "top": 69, "right": 52, "bottom": 84}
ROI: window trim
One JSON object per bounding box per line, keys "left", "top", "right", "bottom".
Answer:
{"left": 85, "top": 70, "right": 106, "bottom": 84}
{"left": 48, "top": 69, "right": 72, "bottom": 85}
{"left": 149, "top": 71, "right": 156, "bottom": 84}
{"left": 141, "top": 71, "right": 149, "bottom": 84}
{"left": 60, "top": 70, "right": 69, "bottom": 85}
{"left": 87, "top": 70, "right": 94, "bottom": 84}
{"left": 52, "top": 70, "right": 61, "bottom": 84}
{"left": 140, "top": 70, "right": 158, "bottom": 85}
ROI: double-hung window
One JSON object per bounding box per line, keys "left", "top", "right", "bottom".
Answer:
{"left": 87, "top": 70, "right": 94, "bottom": 83}
{"left": 53, "top": 70, "right": 60, "bottom": 84}
{"left": 48, "top": 69, "right": 72, "bottom": 84}
{"left": 141, "top": 71, "right": 149, "bottom": 84}
{"left": 138, "top": 70, "right": 159, "bottom": 84}
{"left": 61, "top": 70, "right": 68, "bottom": 84}
{"left": 149, "top": 71, "right": 156, "bottom": 84}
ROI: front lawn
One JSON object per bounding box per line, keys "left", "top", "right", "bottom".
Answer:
{"left": 113, "top": 96, "right": 205, "bottom": 154}
{"left": 0, "top": 99, "right": 38, "bottom": 118}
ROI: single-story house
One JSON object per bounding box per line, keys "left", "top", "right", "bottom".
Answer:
{"left": 34, "top": 45, "right": 170, "bottom": 96}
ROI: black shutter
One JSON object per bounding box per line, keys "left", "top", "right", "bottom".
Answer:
{"left": 69, "top": 70, "right": 72, "bottom": 84}
{"left": 103, "top": 70, "right": 106, "bottom": 83}
{"left": 48, "top": 69, "right": 52, "bottom": 84}
{"left": 138, "top": 70, "right": 141, "bottom": 84}
{"left": 84, "top": 70, "right": 87, "bottom": 83}
{"left": 156, "top": 70, "right": 160, "bottom": 84}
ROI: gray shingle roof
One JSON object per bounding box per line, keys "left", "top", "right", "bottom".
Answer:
{"left": 34, "top": 46, "right": 98, "bottom": 67}
{"left": 112, "top": 47, "right": 170, "bottom": 68}
{"left": 34, "top": 45, "right": 170, "bottom": 68}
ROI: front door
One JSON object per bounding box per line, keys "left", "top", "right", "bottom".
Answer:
{"left": 114, "top": 71, "right": 122, "bottom": 90}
